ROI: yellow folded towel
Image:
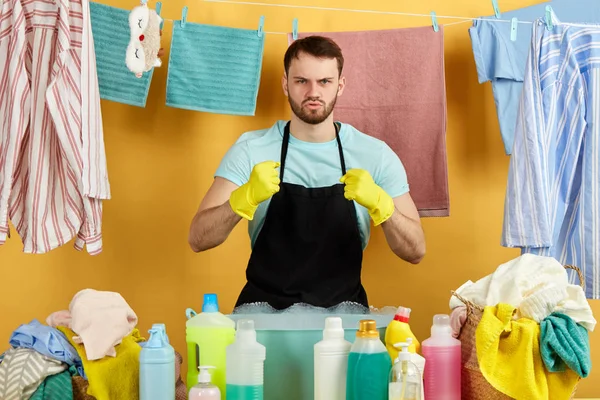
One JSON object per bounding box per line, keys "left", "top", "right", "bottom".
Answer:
{"left": 476, "top": 303, "right": 578, "bottom": 400}
{"left": 58, "top": 326, "right": 145, "bottom": 400}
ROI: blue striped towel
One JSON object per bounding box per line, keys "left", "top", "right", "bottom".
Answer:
{"left": 166, "top": 19, "right": 265, "bottom": 116}
{"left": 90, "top": 2, "right": 153, "bottom": 107}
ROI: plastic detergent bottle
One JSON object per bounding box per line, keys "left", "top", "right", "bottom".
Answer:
{"left": 226, "top": 319, "right": 266, "bottom": 400}
{"left": 189, "top": 366, "right": 221, "bottom": 399}
{"left": 421, "top": 314, "right": 461, "bottom": 400}
{"left": 314, "top": 316, "right": 352, "bottom": 400}
{"left": 388, "top": 338, "right": 423, "bottom": 400}
{"left": 186, "top": 294, "right": 236, "bottom": 396}
{"left": 385, "top": 306, "right": 420, "bottom": 360}
{"left": 346, "top": 319, "right": 392, "bottom": 400}
{"left": 139, "top": 323, "right": 175, "bottom": 400}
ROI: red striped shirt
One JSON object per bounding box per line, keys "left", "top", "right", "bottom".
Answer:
{"left": 0, "top": 0, "right": 110, "bottom": 254}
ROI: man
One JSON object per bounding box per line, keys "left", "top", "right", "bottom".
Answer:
{"left": 188, "top": 36, "right": 425, "bottom": 310}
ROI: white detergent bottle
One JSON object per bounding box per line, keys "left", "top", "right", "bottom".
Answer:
{"left": 189, "top": 366, "right": 221, "bottom": 399}
{"left": 226, "top": 319, "right": 266, "bottom": 400}
{"left": 314, "top": 316, "right": 352, "bottom": 400}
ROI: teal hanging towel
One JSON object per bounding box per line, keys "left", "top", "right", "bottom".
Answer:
{"left": 166, "top": 16, "right": 266, "bottom": 116}
{"left": 90, "top": 2, "right": 154, "bottom": 107}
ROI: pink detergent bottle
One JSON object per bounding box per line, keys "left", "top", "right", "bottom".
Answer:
{"left": 421, "top": 314, "right": 461, "bottom": 400}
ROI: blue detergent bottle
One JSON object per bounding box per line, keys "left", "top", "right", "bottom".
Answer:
{"left": 140, "top": 323, "right": 176, "bottom": 400}
{"left": 346, "top": 319, "right": 392, "bottom": 400}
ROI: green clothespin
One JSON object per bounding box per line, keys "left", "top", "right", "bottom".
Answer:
{"left": 181, "top": 6, "right": 188, "bottom": 28}
{"left": 431, "top": 11, "right": 439, "bottom": 32}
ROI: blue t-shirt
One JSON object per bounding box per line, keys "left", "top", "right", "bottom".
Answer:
{"left": 215, "top": 120, "right": 410, "bottom": 249}
{"left": 469, "top": 0, "right": 600, "bottom": 155}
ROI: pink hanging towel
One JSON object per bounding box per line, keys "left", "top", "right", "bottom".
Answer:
{"left": 290, "top": 26, "right": 449, "bottom": 217}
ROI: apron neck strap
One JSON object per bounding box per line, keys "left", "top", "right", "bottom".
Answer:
{"left": 280, "top": 121, "right": 346, "bottom": 181}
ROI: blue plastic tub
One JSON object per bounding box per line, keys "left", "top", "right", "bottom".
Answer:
{"left": 228, "top": 304, "right": 394, "bottom": 400}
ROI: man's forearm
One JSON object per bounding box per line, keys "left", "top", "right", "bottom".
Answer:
{"left": 381, "top": 209, "right": 425, "bottom": 264}
{"left": 188, "top": 201, "right": 242, "bottom": 252}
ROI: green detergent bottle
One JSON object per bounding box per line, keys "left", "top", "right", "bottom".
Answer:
{"left": 346, "top": 319, "right": 392, "bottom": 400}
{"left": 186, "top": 294, "right": 236, "bottom": 398}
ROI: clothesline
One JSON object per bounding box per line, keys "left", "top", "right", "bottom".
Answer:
{"left": 158, "top": 16, "right": 471, "bottom": 34}
{"left": 144, "top": 0, "right": 542, "bottom": 34}
{"left": 201, "top": 0, "right": 535, "bottom": 24}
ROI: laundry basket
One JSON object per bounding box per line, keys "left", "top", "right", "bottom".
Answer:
{"left": 451, "top": 265, "right": 585, "bottom": 400}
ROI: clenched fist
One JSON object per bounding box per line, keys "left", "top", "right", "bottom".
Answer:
{"left": 229, "top": 161, "right": 280, "bottom": 220}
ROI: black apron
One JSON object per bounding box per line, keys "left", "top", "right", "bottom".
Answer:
{"left": 235, "top": 121, "right": 368, "bottom": 310}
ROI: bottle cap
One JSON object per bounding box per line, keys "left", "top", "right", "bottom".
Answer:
{"left": 202, "top": 294, "right": 219, "bottom": 313}
{"left": 145, "top": 328, "right": 164, "bottom": 348}
{"left": 356, "top": 319, "right": 379, "bottom": 338}
{"left": 431, "top": 314, "right": 452, "bottom": 337}
{"left": 151, "top": 323, "right": 169, "bottom": 343}
{"left": 393, "top": 306, "right": 411, "bottom": 323}
{"left": 236, "top": 319, "right": 257, "bottom": 342}
{"left": 198, "top": 366, "right": 216, "bottom": 384}
{"left": 323, "top": 317, "right": 344, "bottom": 340}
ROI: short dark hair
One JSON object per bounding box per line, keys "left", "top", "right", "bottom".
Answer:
{"left": 283, "top": 35, "right": 344, "bottom": 77}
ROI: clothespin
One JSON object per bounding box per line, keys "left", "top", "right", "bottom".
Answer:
{"left": 181, "top": 6, "right": 188, "bottom": 28}
{"left": 292, "top": 18, "right": 298, "bottom": 40}
{"left": 431, "top": 11, "right": 439, "bottom": 32}
{"left": 156, "top": 2, "right": 163, "bottom": 29}
{"left": 258, "top": 15, "right": 265, "bottom": 37}
{"left": 545, "top": 5, "right": 554, "bottom": 30}
{"left": 491, "top": 0, "right": 500, "bottom": 19}
{"left": 510, "top": 17, "right": 518, "bottom": 41}
{"left": 140, "top": 0, "right": 147, "bottom": 5}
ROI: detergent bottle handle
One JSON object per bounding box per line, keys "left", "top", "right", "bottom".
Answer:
{"left": 186, "top": 308, "right": 197, "bottom": 320}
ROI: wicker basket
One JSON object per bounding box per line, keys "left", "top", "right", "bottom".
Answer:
{"left": 451, "top": 265, "right": 585, "bottom": 400}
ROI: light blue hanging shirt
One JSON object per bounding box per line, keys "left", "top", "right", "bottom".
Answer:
{"left": 469, "top": 0, "right": 600, "bottom": 155}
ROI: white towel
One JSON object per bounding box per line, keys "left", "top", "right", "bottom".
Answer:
{"left": 47, "top": 289, "right": 138, "bottom": 360}
{"left": 449, "top": 254, "right": 596, "bottom": 331}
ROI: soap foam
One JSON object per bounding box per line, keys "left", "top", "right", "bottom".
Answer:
{"left": 229, "top": 302, "right": 396, "bottom": 331}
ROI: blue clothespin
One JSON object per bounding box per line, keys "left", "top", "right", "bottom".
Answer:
{"left": 141, "top": 0, "right": 148, "bottom": 5}
{"left": 545, "top": 5, "right": 554, "bottom": 30}
{"left": 510, "top": 17, "right": 518, "bottom": 41}
{"left": 491, "top": 0, "right": 501, "bottom": 19}
{"left": 431, "top": 11, "right": 439, "bottom": 32}
{"left": 156, "top": 2, "right": 163, "bottom": 29}
{"left": 292, "top": 18, "right": 298, "bottom": 40}
{"left": 181, "top": 6, "right": 188, "bottom": 28}
{"left": 258, "top": 15, "right": 265, "bottom": 37}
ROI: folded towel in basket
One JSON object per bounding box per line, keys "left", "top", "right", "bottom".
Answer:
{"left": 166, "top": 18, "right": 265, "bottom": 115}
{"left": 541, "top": 312, "right": 591, "bottom": 378}
{"left": 90, "top": 2, "right": 154, "bottom": 107}
{"left": 476, "top": 303, "right": 579, "bottom": 400}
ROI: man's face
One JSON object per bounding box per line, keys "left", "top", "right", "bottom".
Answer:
{"left": 283, "top": 52, "right": 345, "bottom": 125}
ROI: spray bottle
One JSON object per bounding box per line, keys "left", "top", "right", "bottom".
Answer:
{"left": 389, "top": 338, "right": 423, "bottom": 400}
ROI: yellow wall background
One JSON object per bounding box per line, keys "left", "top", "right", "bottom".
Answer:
{"left": 1, "top": 0, "right": 598, "bottom": 397}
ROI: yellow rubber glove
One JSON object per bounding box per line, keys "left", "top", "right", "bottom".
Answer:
{"left": 340, "top": 169, "right": 394, "bottom": 226}
{"left": 229, "top": 161, "right": 281, "bottom": 220}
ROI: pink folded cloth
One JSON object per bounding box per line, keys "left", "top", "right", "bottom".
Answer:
{"left": 450, "top": 305, "right": 467, "bottom": 338}
{"left": 290, "top": 27, "right": 449, "bottom": 217}
{"left": 46, "top": 289, "right": 138, "bottom": 360}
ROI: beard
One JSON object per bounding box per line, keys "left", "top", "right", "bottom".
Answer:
{"left": 288, "top": 93, "right": 337, "bottom": 125}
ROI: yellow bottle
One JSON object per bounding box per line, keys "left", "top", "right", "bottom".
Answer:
{"left": 385, "top": 306, "right": 420, "bottom": 361}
